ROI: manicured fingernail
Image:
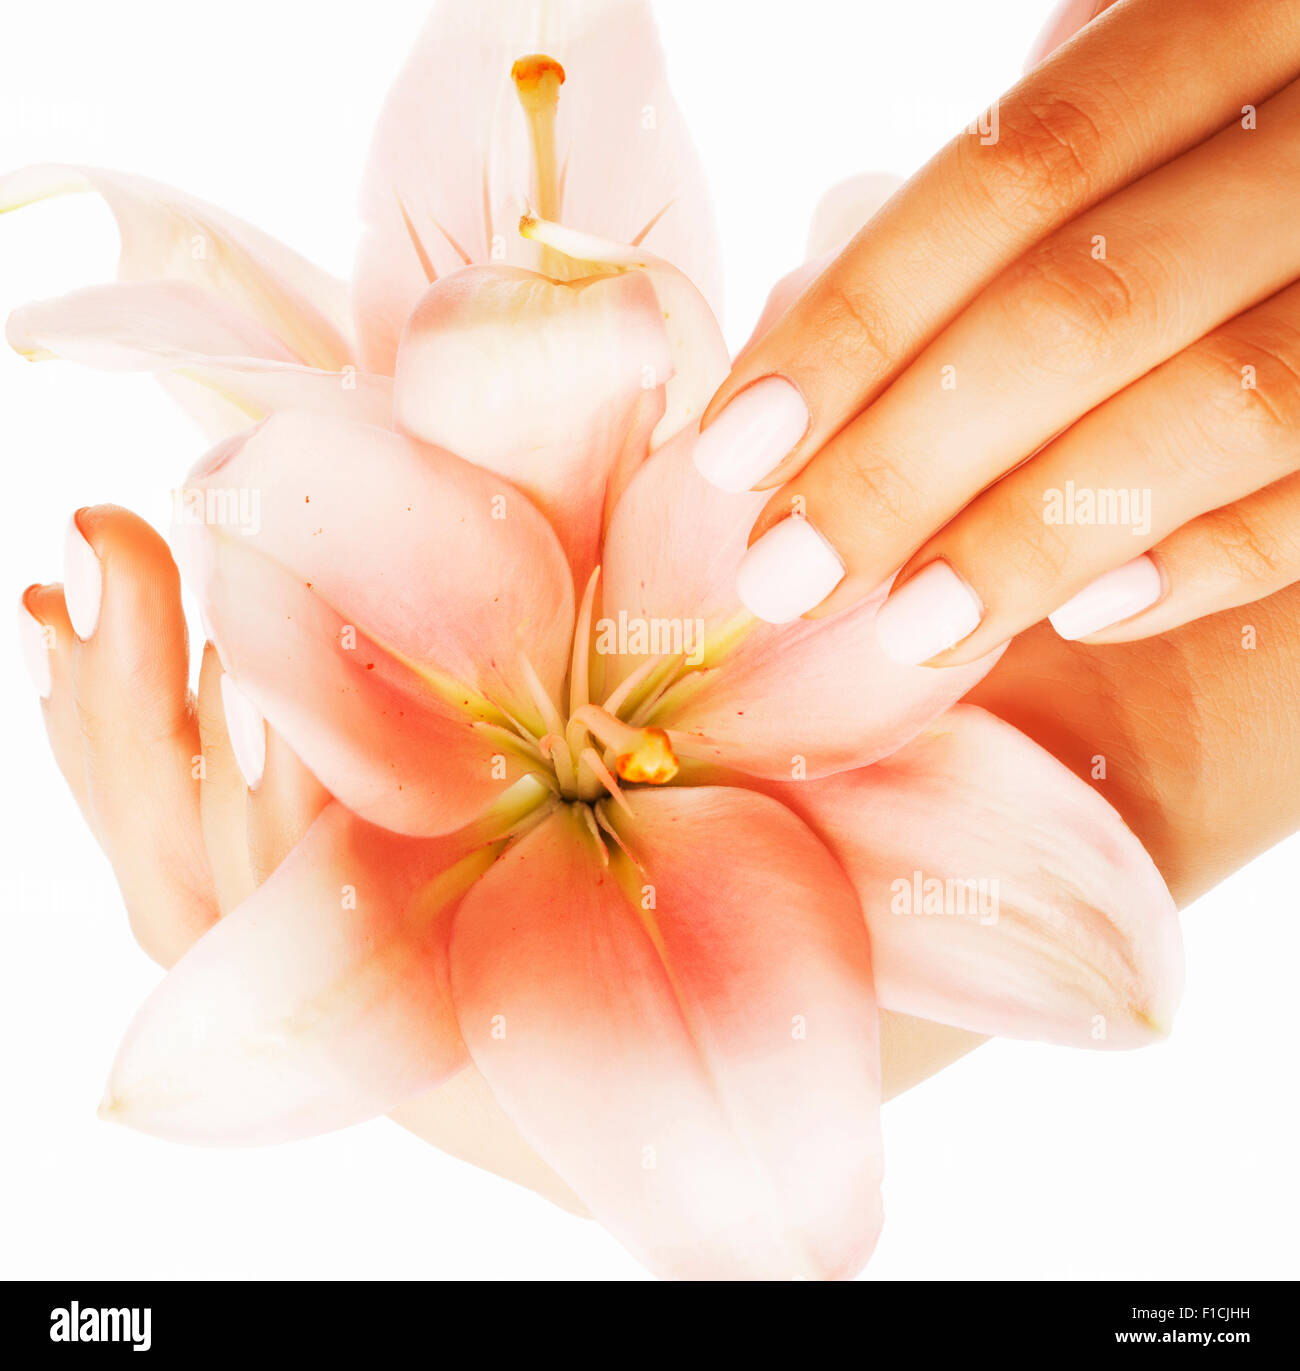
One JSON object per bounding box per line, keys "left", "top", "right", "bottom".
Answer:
{"left": 18, "top": 592, "right": 52, "bottom": 699}
{"left": 875, "top": 561, "right": 983, "bottom": 665}
{"left": 694, "top": 377, "right": 809, "bottom": 493}
{"left": 220, "top": 673, "right": 266, "bottom": 790}
{"left": 63, "top": 512, "right": 102, "bottom": 641}
{"left": 737, "top": 517, "right": 845, "bottom": 623}
{"left": 1048, "top": 555, "right": 1163, "bottom": 640}
{"left": 1025, "top": 0, "right": 1101, "bottom": 70}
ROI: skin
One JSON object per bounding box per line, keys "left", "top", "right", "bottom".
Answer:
{"left": 708, "top": 0, "right": 1300, "bottom": 655}
{"left": 22, "top": 507, "right": 1300, "bottom": 1102}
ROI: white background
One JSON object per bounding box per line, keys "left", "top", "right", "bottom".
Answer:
{"left": 1, "top": 0, "right": 1296, "bottom": 1281}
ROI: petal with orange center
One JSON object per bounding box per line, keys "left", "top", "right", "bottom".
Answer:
{"left": 101, "top": 803, "right": 482, "bottom": 1146}
{"left": 394, "top": 265, "right": 671, "bottom": 582}
{"left": 601, "top": 431, "right": 1001, "bottom": 777}
{"left": 449, "top": 790, "right": 883, "bottom": 1281}
{"left": 766, "top": 705, "right": 1183, "bottom": 1048}
{"left": 352, "top": 0, "right": 722, "bottom": 372}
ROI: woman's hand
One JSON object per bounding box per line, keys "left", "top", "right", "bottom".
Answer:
{"left": 18, "top": 505, "right": 328, "bottom": 969}
{"left": 695, "top": 0, "right": 1300, "bottom": 663}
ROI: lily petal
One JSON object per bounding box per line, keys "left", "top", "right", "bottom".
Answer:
{"left": 767, "top": 705, "right": 1183, "bottom": 1047}
{"left": 602, "top": 432, "right": 999, "bottom": 776}
{"left": 177, "top": 413, "right": 574, "bottom": 834}
{"left": 1, "top": 164, "right": 354, "bottom": 371}
{"left": 353, "top": 0, "right": 722, "bottom": 371}
{"left": 8, "top": 280, "right": 392, "bottom": 436}
{"left": 393, "top": 264, "right": 671, "bottom": 581}
{"left": 450, "top": 790, "right": 882, "bottom": 1280}
{"left": 101, "top": 803, "right": 480, "bottom": 1145}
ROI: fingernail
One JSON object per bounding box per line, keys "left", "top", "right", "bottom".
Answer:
{"left": 220, "top": 673, "right": 266, "bottom": 790}
{"left": 1025, "top": 0, "right": 1101, "bottom": 70}
{"left": 1048, "top": 555, "right": 1163, "bottom": 640}
{"left": 63, "top": 512, "right": 102, "bottom": 641}
{"left": 18, "top": 592, "right": 52, "bottom": 699}
{"left": 874, "top": 561, "right": 983, "bottom": 665}
{"left": 694, "top": 377, "right": 809, "bottom": 493}
{"left": 736, "top": 517, "right": 845, "bottom": 623}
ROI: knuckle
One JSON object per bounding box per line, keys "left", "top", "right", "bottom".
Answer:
{"left": 821, "top": 444, "right": 922, "bottom": 538}
{"left": 997, "top": 236, "right": 1158, "bottom": 373}
{"left": 812, "top": 271, "right": 899, "bottom": 377}
{"left": 1199, "top": 503, "right": 1299, "bottom": 587}
{"left": 1005, "top": 512, "right": 1074, "bottom": 589}
{"left": 961, "top": 90, "right": 1110, "bottom": 227}
{"left": 1185, "top": 321, "right": 1300, "bottom": 456}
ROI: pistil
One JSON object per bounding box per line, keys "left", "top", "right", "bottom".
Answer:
{"left": 511, "top": 55, "right": 565, "bottom": 224}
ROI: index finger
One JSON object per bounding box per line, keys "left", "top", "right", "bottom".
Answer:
{"left": 695, "top": 0, "right": 1300, "bottom": 494}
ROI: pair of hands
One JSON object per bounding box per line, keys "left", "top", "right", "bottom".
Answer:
{"left": 697, "top": 0, "right": 1300, "bottom": 666}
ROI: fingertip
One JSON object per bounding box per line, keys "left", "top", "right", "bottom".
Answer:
{"left": 18, "top": 584, "right": 54, "bottom": 699}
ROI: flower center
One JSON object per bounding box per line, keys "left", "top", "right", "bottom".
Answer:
{"left": 494, "top": 566, "right": 684, "bottom": 808}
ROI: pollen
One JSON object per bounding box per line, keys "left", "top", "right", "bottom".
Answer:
{"left": 616, "top": 728, "right": 679, "bottom": 786}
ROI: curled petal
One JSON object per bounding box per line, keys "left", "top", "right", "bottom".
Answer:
{"left": 8, "top": 280, "right": 392, "bottom": 437}
{"left": 450, "top": 789, "right": 882, "bottom": 1280}
{"left": 519, "top": 216, "right": 729, "bottom": 451}
{"left": 602, "top": 433, "right": 998, "bottom": 776}
{"left": 767, "top": 705, "right": 1183, "bottom": 1048}
{"left": 353, "top": 0, "right": 722, "bottom": 371}
{"left": 1, "top": 164, "right": 353, "bottom": 371}
{"left": 101, "top": 803, "right": 479, "bottom": 1146}
{"left": 394, "top": 265, "right": 671, "bottom": 581}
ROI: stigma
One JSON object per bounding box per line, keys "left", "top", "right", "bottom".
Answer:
{"left": 616, "top": 728, "right": 679, "bottom": 785}
{"left": 571, "top": 704, "right": 680, "bottom": 789}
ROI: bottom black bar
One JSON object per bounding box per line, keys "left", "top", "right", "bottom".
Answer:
{"left": 1, "top": 1278, "right": 1289, "bottom": 1354}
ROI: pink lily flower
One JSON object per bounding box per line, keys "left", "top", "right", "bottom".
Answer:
{"left": 5, "top": 0, "right": 1182, "bottom": 1280}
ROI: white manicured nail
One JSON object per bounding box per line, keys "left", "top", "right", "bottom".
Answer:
{"left": 737, "top": 517, "right": 845, "bottom": 623}
{"left": 875, "top": 562, "right": 984, "bottom": 665}
{"left": 63, "top": 513, "right": 102, "bottom": 641}
{"left": 694, "top": 377, "right": 809, "bottom": 492}
{"left": 18, "top": 596, "right": 52, "bottom": 699}
{"left": 1048, "top": 555, "right": 1163, "bottom": 640}
{"left": 220, "top": 673, "right": 266, "bottom": 790}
